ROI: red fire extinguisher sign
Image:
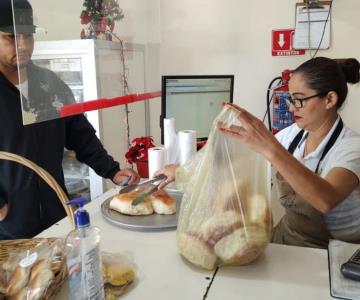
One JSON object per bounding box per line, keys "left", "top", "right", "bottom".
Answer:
{"left": 272, "top": 29, "right": 305, "bottom": 56}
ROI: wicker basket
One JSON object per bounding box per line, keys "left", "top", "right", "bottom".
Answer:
{"left": 0, "top": 151, "right": 75, "bottom": 299}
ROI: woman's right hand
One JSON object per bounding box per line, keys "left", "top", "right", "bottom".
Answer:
{"left": 154, "top": 164, "right": 178, "bottom": 189}
{"left": 218, "top": 102, "right": 279, "bottom": 161}
{"left": 0, "top": 203, "right": 9, "bottom": 221}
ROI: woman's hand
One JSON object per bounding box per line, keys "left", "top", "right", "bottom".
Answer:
{"left": 0, "top": 203, "right": 9, "bottom": 221}
{"left": 112, "top": 168, "right": 140, "bottom": 186}
{"left": 218, "top": 102, "right": 279, "bottom": 160}
{"left": 154, "top": 164, "right": 178, "bottom": 189}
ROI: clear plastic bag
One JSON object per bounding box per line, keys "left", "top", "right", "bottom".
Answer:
{"left": 0, "top": 239, "right": 65, "bottom": 299}
{"left": 175, "top": 106, "right": 272, "bottom": 270}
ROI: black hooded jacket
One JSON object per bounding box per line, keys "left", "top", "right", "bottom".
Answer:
{"left": 0, "top": 62, "right": 120, "bottom": 239}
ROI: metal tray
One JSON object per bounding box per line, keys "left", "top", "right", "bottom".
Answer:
{"left": 101, "top": 189, "right": 183, "bottom": 231}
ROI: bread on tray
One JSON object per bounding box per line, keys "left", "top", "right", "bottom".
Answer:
{"left": 110, "top": 185, "right": 154, "bottom": 216}
{"left": 150, "top": 189, "right": 176, "bottom": 215}
{"left": 110, "top": 185, "right": 176, "bottom": 216}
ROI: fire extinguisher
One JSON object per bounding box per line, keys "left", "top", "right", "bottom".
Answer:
{"left": 266, "top": 70, "right": 294, "bottom": 135}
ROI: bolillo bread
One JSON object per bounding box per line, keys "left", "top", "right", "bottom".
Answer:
{"left": 29, "top": 259, "right": 49, "bottom": 282}
{"left": 110, "top": 185, "right": 177, "bottom": 216}
{"left": 0, "top": 268, "right": 7, "bottom": 294}
{"left": 177, "top": 232, "right": 217, "bottom": 270}
{"left": 150, "top": 189, "right": 176, "bottom": 215}
{"left": 110, "top": 186, "right": 154, "bottom": 216}
{"left": 247, "top": 194, "right": 271, "bottom": 229}
{"left": 50, "top": 259, "right": 64, "bottom": 275}
{"left": 28, "top": 269, "right": 54, "bottom": 300}
{"left": 2, "top": 259, "right": 19, "bottom": 272}
{"left": 8, "top": 288, "right": 28, "bottom": 300}
{"left": 6, "top": 266, "right": 30, "bottom": 296}
{"left": 199, "top": 210, "right": 243, "bottom": 247}
{"left": 219, "top": 180, "right": 252, "bottom": 213}
{"left": 49, "top": 241, "right": 65, "bottom": 275}
{"left": 214, "top": 226, "right": 269, "bottom": 265}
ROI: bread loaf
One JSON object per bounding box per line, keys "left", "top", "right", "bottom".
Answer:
{"left": 6, "top": 266, "right": 29, "bottom": 296}
{"left": 8, "top": 288, "right": 28, "bottom": 300}
{"left": 220, "top": 180, "right": 252, "bottom": 213}
{"left": 110, "top": 185, "right": 176, "bottom": 216}
{"left": 29, "top": 259, "right": 48, "bottom": 282}
{"left": 2, "top": 260, "right": 18, "bottom": 272}
{"left": 150, "top": 189, "right": 176, "bottom": 215}
{"left": 28, "top": 269, "right": 54, "bottom": 300}
{"left": 177, "top": 232, "right": 217, "bottom": 270}
{"left": 199, "top": 210, "right": 243, "bottom": 247}
{"left": 214, "top": 226, "right": 268, "bottom": 265}
{"left": 0, "top": 268, "right": 7, "bottom": 294}
{"left": 110, "top": 187, "right": 154, "bottom": 216}
{"left": 247, "top": 194, "right": 271, "bottom": 228}
{"left": 50, "top": 259, "right": 64, "bottom": 275}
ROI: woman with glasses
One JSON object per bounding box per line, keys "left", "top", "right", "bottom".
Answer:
{"left": 219, "top": 57, "right": 360, "bottom": 248}
{"left": 157, "top": 57, "right": 360, "bottom": 248}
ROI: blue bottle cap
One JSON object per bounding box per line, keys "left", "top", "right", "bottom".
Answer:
{"left": 66, "top": 197, "right": 91, "bottom": 228}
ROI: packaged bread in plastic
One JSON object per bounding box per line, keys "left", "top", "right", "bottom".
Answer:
{"left": 0, "top": 239, "right": 65, "bottom": 299}
{"left": 175, "top": 106, "right": 272, "bottom": 270}
{"left": 101, "top": 251, "right": 136, "bottom": 300}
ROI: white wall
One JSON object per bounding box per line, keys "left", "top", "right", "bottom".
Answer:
{"left": 31, "top": 0, "right": 160, "bottom": 43}
{"left": 159, "top": 0, "right": 360, "bottom": 134}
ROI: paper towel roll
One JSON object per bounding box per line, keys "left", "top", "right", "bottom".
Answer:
{"left": 148, "top": 147, "right": 167, "bottom": 178}
{"left": 178, "top": 130, "right": 197, "bottom": 166}
{"left": 163, "top": 118, "right": 178, "bottom": 164}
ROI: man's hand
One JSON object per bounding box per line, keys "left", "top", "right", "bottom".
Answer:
{"left": 112, "top": 168, "right": 140, "bottom": 186}
{"left": 0, "top": 203, "right": 9, "bottom": 221}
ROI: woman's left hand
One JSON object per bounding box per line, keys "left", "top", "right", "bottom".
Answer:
{"left": 112, "top": 168, "right": 140, "bottom": 186}
{"left": 218, "top": 102, "right": 278, "bottom": 160}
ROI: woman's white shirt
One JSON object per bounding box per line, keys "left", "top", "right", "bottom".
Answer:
{"left": 275, "top": 116, "right": 360, "bottom": 241}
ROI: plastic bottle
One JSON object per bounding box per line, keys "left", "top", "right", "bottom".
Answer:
{"left": 65, "top": 197, "right": 104, "bottom": 300}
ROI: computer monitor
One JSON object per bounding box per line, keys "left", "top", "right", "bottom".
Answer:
{"left": 161, "top": 75, "right": 234, "bottom": 143}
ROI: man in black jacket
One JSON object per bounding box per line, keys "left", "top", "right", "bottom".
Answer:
{"left": 0, "top": 0, "right": 140, "bottom": 239}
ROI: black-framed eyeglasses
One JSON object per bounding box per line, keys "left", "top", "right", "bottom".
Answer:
{"left": 285, "top": 92, "right": 328, "bottom": 108}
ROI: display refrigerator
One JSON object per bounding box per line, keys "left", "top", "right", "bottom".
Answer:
{"left": 32, "top": 39, "right": 150, "bottom": 199}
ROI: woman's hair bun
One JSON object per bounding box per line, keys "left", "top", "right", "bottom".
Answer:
{"left": 340, "top": 58, "right": 360, "bottom": 84}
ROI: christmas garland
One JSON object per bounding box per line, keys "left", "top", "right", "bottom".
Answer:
{"left": 80, "top": 0, "right": 124, "bottom": 40}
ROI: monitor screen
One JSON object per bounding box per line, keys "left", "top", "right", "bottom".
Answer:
{"left": 161, "top": 75, "right": 234, "bottom": 142}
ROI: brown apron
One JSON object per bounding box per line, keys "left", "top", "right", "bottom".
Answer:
{"left": 272, "top": 172, "right": 332, "bottom": 248}
{"left": 271, "top": 118, "right": 344, "bottom": 249}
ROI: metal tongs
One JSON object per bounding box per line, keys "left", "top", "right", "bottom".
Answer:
{"left": 118, "top": 174, "right": 167, "bottom": 206}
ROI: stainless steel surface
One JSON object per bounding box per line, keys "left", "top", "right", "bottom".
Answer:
{"left": 101, "top": 189, "right": 182, "bottom": 231}
{"left": 119, "top": 174, "right": 167, "bottom": 194}
{"left": 131, "top": 183, "right": 160, "bottom": 206}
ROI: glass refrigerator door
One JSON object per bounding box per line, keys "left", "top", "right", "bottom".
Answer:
{"left": 32, "top": 58, "right": 84, "bottom": 102}
{"left": 62, "top": 150, "right": 90, "bottom": 200}
{"left": 32, "top": 57, "right": 91, "bottom": 200}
